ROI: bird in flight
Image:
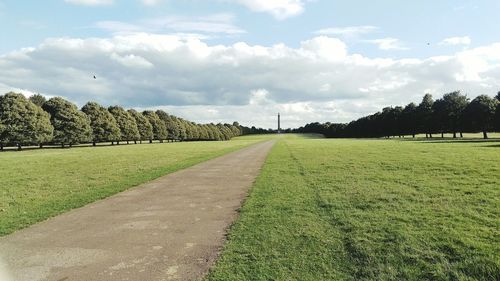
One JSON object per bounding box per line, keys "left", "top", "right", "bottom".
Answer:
{"left": 93, "top": 75, "right": 96, "bottom": 79}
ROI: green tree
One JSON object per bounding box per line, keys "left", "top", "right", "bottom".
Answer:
{"left": 43, "top": 97, "right": 91, "bottom": 147}
{"left": 417, "top": 94, "right": 434, "bottom": 138}
{"left": 441, "top": 91, "right": 469, "bottom": 138}
{"left": 143, "top": 111, "right": 167, "bottom": 142}
{"left": 401, "top": 103, "right": 418, "bottom": 138}
{"left": 109, "top": 106, "right": 140, "bottom": 144}
{"left": 432, "top": 98, "right": 448, "bottom": 138}
{"left": 128, "top": 109, "right": 153, "bottom": 143}
{"left": 0, "top": 92, "right": 53, "bottom": 150}
{"left": 81, "top": 102, "right": 121, "bottom": 146}
{"left": 464, "top": 95, "right": 498, "bottom": 139}
{"left": 156, "top": 110, "right": 180, "bottom": 141}
{"left": 29, "top": 94, "right": 47, "bottom": 107}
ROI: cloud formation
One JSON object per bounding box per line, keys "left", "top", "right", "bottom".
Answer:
{"left": 95, "top": 14, "right": 245, "bottom": 35}
{"left": 235, "top": 0, "right": 305, "bottom": 20}
{"left": 0, "top": 33, "right": 499, "bottom": 128}
{"left": 315, "top": 26, "right": 378, "bottom": 37}
{"left": 366, "top": 38, "right": 408, "bottom": 50}
{"left": 439, "top": 36, "right": 471, "bottom": 46}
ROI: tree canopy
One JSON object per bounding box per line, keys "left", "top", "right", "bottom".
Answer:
{"left": 43, "top": 97, "right": 92, "bottom": 146}
{"left": 0, "top": 92, "right": 53, "bottom": 149}
{"left": 109, "top": 106, "right": 140, "bottom": 142}
{"left": 81, "top": 102, "right": 121, "bottom": 144}
{"left": 128, "top": 109, "right": 153, "bottom": 141}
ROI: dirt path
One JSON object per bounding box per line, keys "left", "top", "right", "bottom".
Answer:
{"left": 0, "top": 140, "right": 276, "bottom": 281}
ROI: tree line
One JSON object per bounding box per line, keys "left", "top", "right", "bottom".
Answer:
{"left": 0, "top": 92, "right": 244, "bottom": 151}
{"left": 295, "top": 91, "right": 500, "bottom": 139}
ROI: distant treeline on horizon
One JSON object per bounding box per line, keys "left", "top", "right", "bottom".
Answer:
{"left": 0, "top": 92, "right": 251, "bottom": 151}
{"left": 295, "top": 91, "right": 500, "bottom": 139}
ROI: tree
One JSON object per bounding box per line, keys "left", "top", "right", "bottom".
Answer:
{"left": 143, "top": 111, "right": 167, "bottom": 142}
{"left": 43, "top": 97, "right": 91, "bottom": 147}
{"left": 432, "top": 98, "right": 448, "bottom": 138}
{"left": 156, "top": 110, "right": 180, "bottom": 141}
{"left": 402, "top": 103, "right": 418, "bottom": 138}
{"left": 128, "top": 109, "right": 153, "bottom": 143}
{"left": 417, "top": 94, "right": 434, "bottom": 138}
{"left": 496, "top": 91, "right": 500, "bottom": 102}
{"left": 441, "top": 91, "right": 469, "bottom": 138}
{"left": 0, "top": 92, "right": 53, "bottom": 150}
{"left": 29, "top": 94, "right": 46, "bottom": 107}
{"left": 109, "top": 106, "right": 140, "bottom": 144}
{"left": 81, "top": 102, "right": 121, "bottom": 146}
{"left": 463, "top": 95, "right": 498, "bottom": 139}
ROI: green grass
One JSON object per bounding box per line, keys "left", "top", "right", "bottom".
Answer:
{"left": 208, "top": 135, "right": 500, "bottom": 281}
{"left": 0, "top": 139, "right": 263, "bottom": 236}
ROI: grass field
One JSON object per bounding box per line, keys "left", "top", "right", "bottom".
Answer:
{"left": 0, "top": 139, "right": 262, "bottom": 236}
{"left": 208, "top": 135, "right": 500, "bottom": 280}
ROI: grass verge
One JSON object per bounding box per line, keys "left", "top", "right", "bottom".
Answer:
{"left": 208, "top": 136, "right": 500, "bottom": 280}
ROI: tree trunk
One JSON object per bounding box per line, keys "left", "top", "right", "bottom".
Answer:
{"left": 149, "top": 139, "right": 152, "bottom": 144}
{"left": 0, "top": 143, "right": 3, "bottom": 151}
{"left": 483, "top": 131, "right": 488, "bottom": 139}
{"left": 39, "top": 144, "right": 43, "bottom": 149}
{"left": 134, "top": 140, "right": 137, "bottom": 144}
{"left": 61, "top": 143, "right": 65, "bottom": 148}
{"left": 127, "top": 140, "right": 129, "bottom": 145}
{"left": 111, "top": 141, "right": 114, "bottom": 145}
{"left": 453, "top": 132, "right": 457, "bottom": 138}
{"left": 140, "top": 140, "right": 142, "bottom": 144}
{"left": 441, "top": 133, "right": 444, "bottom": 138}
{"left": 412, "top": 134, "right": 415, "bottom": 138}
{"left": 69, "top": 143, "right": 73, "bottom": 148}
{"left": 460, "top": 132, "right": 463, "bottom": 138}
{"left": 17, "top": 143, "right": 22, "bottom": 151}
{"left": 93, "top": 142, "right": 96, "bottom": 147}
{"left": 429, "top": 133, "right": 433, "bottom": 138}
{"left": 117, "top": 141, "right": 120, "bottom": 145}
{"left": 425, "top": 133, "right": 428, "bottom": 138}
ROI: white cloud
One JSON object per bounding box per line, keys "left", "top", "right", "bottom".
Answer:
{"left": 314, "top": 26, "right": 378, "bottom": 36}
{"left": 439, "top": 36, "right": 471, "bottom": 46}
{"left": 235, "top": 0, "right": 305, "bottom": 20}
{"left": 1, "top": 34, "right": 499, "bottom": 128}
{"left": 366, "top": 38, "right": 408, "bottom": 50}
{"left": 141, "top": 0, "right": 163, "bottom": 6}
{"left": 95, "top": 14, "right": 245, "bottom": 35}
{"left": 64, "top": 0, "right": 113, "bottom": 6}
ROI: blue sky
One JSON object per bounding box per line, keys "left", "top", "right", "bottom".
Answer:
{"left": 1, "top": 0, "right": 499, "bottom": 128}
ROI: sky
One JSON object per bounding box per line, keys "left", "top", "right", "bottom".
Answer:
{"left": 1, "top": 0, "right": 499, "bottom": 128}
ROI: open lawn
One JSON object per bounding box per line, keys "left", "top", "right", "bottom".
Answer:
{"left": 0, "top": 139, "right": 262, "bottom": 236}
{"left": 208, "top": 134, "right": 500, "bottom": 280}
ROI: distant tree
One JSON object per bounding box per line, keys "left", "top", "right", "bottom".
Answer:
{"left": 43, "top": 97, "right": 91, "bottom": 147}
{"left": 441, "top": 91, "right": 469, "bottom": 138}
{"left": 417, "top": 94, "right": 434, "bottom": 138}
{"left": 81, "top": 102, "right": 121, "bottom": 146}
{"left": 0, "top": 92, "right": 53, "bottom": 150}
{"left": 128, "top": 109, "right": 153, "bottom": 143}
{"left": 496, "top": 91, "right": 500, "bottom": 102}
{"left": 109, "top": 106, "right": 140, "bottom": 144}
{"left": 496, "top": 102, "right": 500, "bottom": 132}
{"left": 143, "top": 111, "right": 167, "bottom": 142}
{"left": 432, "top": 98, "right": 448, "bottom": 138}
{"left": 29, "top": 94, "right": 47, "bottom": 107}
{"left": 463, "top": 95, "right": 498, "bottom": 139}
{"left": 156, "top": 110, "right": 180, "bottom": 141}
{"left": 402, "top": 103, "right": 418, "bottom": 137}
